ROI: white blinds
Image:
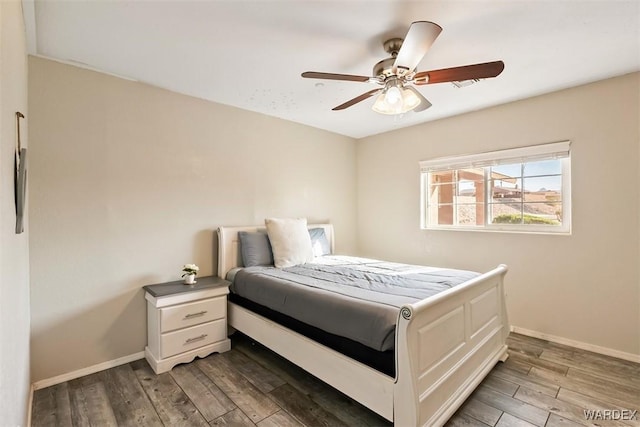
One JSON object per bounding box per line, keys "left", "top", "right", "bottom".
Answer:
{"left": 419, "top": 141, "right": 570, "bottom": 172}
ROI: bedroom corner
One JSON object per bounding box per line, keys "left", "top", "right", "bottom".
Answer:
{"left": 0, "top": 0, "right": 31, "bottom": 425}
{"left": 26, "top": 56, "right": 358, "bottom": 384}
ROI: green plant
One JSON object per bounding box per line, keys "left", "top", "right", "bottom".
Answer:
{"left": 492, "top": 213, "right": 559, "bottom": 225}
{"left": 182, "top": 263, "right": 199, "bottom": 277}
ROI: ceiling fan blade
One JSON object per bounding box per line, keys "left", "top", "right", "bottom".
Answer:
{"left": 414, "top": 61, "right": 505, "bottom": 85}
{"left": 406, "top": 86, "right": 432, "bottom": 112}
{"left": 302, "top": 71, "right": 371, "bottom": 83}
{"left": 393, "top": 21, "right": 443, "bottom": 74}
{"left": 332, "top": 89, "right": 381, "bottom": 111}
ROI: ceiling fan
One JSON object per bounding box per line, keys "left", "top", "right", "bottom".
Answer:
{"left": 302, "top": 21, "right": 505, "bottom": 115}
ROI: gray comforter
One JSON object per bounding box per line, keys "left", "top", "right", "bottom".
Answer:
{"left": 231, "top": 255, "right": 479, "bottom": 352}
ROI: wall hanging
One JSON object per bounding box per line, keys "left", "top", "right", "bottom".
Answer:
{"left": 14, "top": 111, "right": 27, "bottom": 234}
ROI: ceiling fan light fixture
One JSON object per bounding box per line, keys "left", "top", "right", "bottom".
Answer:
{"left": 400, "top": 86, "right": 421, "bottom": 110}
{"left": 385, "top": 85, "right": 402, "bottom": 106}
{"left": 372, "top": 80, "right": 421, "bottom": 115}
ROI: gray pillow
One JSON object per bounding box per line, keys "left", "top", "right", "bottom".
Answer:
{"left": 238, "top": 231, "right": 274, "bottom": 267}
{"left": 309, "top": 228, "right": 331, "bottom": 257}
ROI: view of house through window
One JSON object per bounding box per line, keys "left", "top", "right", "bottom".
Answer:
{"left": 421, "top": 142, "right": 571, "bottom": 233}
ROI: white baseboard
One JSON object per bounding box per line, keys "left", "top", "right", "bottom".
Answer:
{"left": 510, "top": 326, "right": 640, "bottom": 364}
{"left": 32, "top": 351, "right": 145, "bottom": 391}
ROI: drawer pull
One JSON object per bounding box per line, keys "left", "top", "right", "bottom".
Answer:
{"left": 184, "top": 311, "right": 207, "bottom": 319}
{"left": 185, "top": 334, "right": 208, "bottom": 344}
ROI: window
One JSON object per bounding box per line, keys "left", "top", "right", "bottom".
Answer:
{"left": 420, "top": 141, "right": 571, "bottom": 233}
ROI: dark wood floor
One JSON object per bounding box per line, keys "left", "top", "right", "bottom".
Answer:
{"left": 32, "top": 332, "right": 640, "bottom": 427}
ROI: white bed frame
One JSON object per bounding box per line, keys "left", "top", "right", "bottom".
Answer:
{"left": 217, "top": 224, "right": 509, "bottom": 426}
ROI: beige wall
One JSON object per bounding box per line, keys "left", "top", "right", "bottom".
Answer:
{"left": 28, "top": 56, "right": 357, "bottom": 382}
{"left": 357, "top": 73, "right": 640, "bottom": 357}
{"left": 0, "top": 0, "right": 31, "bottom": 424}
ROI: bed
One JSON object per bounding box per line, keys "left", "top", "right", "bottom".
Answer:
{"left": 217, "top": 223, "right": 509, "bottom": 426}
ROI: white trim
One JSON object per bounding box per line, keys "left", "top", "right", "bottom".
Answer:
{"left": 32, "top": 351, "right": 145, "bottom": 390}
{"left": 419, "top": 141, "right": 571, "bottom": 172}
{"left": 510, "top": 326, "right": 640, "bottom": 364}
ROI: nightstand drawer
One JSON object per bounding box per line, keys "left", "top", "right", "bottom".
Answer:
{"left": 160, "top": 296, "right": 226, "bottom": 332}
{"left": 144, "top": 276, "right": 231, "bottom": 374}
{"left": 160, "top": 319, "right": 226, "bottom": 358}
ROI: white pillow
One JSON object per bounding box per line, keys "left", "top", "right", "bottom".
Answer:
{"left": 265, "top": 218, "right": 314, "bottom": 268}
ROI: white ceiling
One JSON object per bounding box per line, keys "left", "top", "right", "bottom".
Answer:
{"left": 23, "top": 1, "right": 640, "bottom": 139}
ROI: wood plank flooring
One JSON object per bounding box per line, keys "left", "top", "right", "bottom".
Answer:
{"left": 32, "top": 333, "right": 640, "bottom": 427}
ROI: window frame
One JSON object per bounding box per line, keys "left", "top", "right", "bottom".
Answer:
{"left": 420, "top": 142, "right": 572, "bottom": 234}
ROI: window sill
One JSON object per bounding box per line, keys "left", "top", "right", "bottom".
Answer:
{"left": 422, "top": 226, "right": 572, "bottom": 236}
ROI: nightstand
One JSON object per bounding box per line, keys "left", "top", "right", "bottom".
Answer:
{"left": 143, "top": 276, "right": 231, "bottom": 374}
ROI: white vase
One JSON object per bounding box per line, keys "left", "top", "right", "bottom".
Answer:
{"left": 184, "top": 274, "right": 196, "bottom": 285}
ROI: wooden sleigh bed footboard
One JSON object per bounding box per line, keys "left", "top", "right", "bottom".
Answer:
{"left": 394, "top": 264, "right": 509, "bottom": 426}
{"left": 218, "top": 225, "right": 509, "bottom": 426}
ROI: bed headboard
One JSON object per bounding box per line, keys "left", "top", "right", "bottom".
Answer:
{"left": 217, "top": 223, "right": 334, "bottom": 279}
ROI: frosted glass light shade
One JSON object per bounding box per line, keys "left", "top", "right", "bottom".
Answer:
{"left": 372, "top": 85, "right": 422, "bottom": 115}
